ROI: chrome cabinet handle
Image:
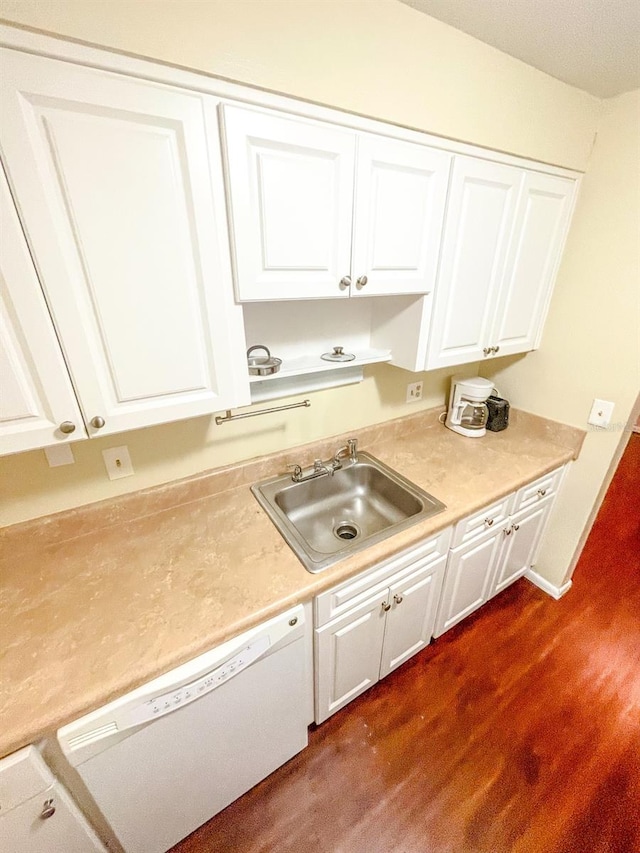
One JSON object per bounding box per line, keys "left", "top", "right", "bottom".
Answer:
{"left": 512, "top": 523, "right": 520, "bottom": 532}
{"left": 381, "top": 601, "right": 391, "bottom": 612}
{"left": 356, "top": 275, "right": 368, "bottom": 288}
{"left": 483, "top": 347, "right": 491, "bottom": 356}
{"left": 504, "top": 526, "right": 512, "bottom": 536}
{"left": 484, "top": 518, "right": 494, "bottom": 527}
{"left": 537, "top": 488, "right": 547, "bottom": 497}
{"left": 59, "top": 421, "right": 76, "bottom": 434}
{"left": 339, "top": 275, "right": 351, "bottom": 290}
{"left": 494, "top": 345, "right": 500, "bottom": 354}
{"left": 40, "top": 798, "right": 56, "bottom": 820}
{"left": 393, "top": 594, "right": 403, "bottom": 605}
{"left": 90, "top": 416, "right": 105, "bottom": 429}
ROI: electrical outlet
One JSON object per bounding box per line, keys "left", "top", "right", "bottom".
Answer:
{"left": 102, "top": 446, "right": 134, "bottom": 480}
{"left": 588, "top": 399, "right": 615, "bottom": 428}
{"left": 406, "top": 381, "right": 423, "bottom": 403}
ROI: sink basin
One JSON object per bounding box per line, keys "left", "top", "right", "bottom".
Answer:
{"left": 251, "top": 451, "right": 446, "bottom": 573}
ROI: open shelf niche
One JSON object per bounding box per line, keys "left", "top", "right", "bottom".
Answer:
{"left": 242, "top": 295, "right": 432, "bottom": 402}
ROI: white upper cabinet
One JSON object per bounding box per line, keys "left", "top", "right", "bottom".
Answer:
{"left": 0, "top": 166, "right": 87, "bottom": 454}
{"left": 426, "top": 157, "right": 522, "bottom": 369}
{"left": 221, "top": 105, "right": 452, "bottom": 301}
{"left": 426, "top": 157, "right": 577, "bottom": 370}
{"left": 222, "top": 105, "right": 356, "bottom": 300}
{"left": 0, "top": 49, "right": 248, "bottom": 439}
{"left": 351, "top": 135, "right": 451, "bottom": 296}
{"left": 491, "top": 172, "right": 576, "bottom": 356}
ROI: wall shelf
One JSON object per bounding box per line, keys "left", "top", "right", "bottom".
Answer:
{"left": 248, "top": 348, "right": 391, "bottom": 384}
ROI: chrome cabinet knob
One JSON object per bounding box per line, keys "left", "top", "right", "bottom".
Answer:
{"left": 381, "top": 601, "right": 391, "bottom": 612}
{"left": 59, "top": 421, "right": 76, "bottom": 434}
{"left": 492, "top": 345, "right": 500, "bottom": 354}
{"left": 40, "top": 798, "right": 56, "bottom": 820}
{"left": 339, "top": 275, "right": 351, "bottom": 290}
{"left": 537, "top": 488, "right": 547, "bottom": 497}
{"left": 90, "top": 416, "right": 105, "bottom": 429}
{"left": 356, "top": 275, "right": 368, "bottom": 288}
{"left": 484, "top": 518, "right": 494, "bottom": 527}
{"left": 504, "top": 526, "right": 512, "bottom": 536}
{"left": 512, "top": 523, "right": 520, "bottom": 532}
{"left": 393, "top": 594, "right": 403, "bottom": 605}
{"left": 483, "top": 347, "right": 492, "bottom": 356}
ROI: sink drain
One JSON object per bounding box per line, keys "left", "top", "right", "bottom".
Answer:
{"left": 333, "top": 521, "right": 361, "bottom": 541}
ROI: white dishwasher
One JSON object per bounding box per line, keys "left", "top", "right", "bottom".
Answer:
{"left": 57, "top": 605, "right": 308, "bottom": 853}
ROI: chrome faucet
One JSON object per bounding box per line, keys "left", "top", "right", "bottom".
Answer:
{"left": 287, "top": 438, "right": 358, "bottom": 483}
{"left": 332, "top": 438, "right": 358, "bottom": 470}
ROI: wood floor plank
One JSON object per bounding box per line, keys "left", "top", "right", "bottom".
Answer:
{"left": 171, "top": 435, "right": 640, "bottom": 853}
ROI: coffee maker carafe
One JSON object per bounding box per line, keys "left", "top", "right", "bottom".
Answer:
{"left": 445, "top": 375, "right": 495, "bottom": 437}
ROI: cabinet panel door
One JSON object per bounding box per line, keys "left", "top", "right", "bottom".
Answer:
{"left": 222, "top": 105, "right": 355, "bottom": 300}
{"left": 315, "top": 592, "right": 388, "bottom": 723}
{"left": 0, "top": 166, "right": 87, "bottom": 455}
{"left": 492, "top": 173, "right": 577, "bottom": 356}
{"left": 0, "top": 782, "right": 106, "bottom": 852}
{"left": 0, "top": 50, "right": 248, "bottom": 437}
{"left": 426, "top": 157, "right": 522, "bottom": 369}
{"left": 379, "top": 555, "right": 446, "bottom": 678}
{"left": 492, "top": 500, "right": 553, "bottom": 596}
{"left": 433, "top": 529, "right": 504, "bottom": 637}
{"left": 352, "top": 135, "right": 451, "bottom": 296}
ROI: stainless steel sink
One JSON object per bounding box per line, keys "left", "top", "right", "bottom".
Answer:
{"left": 251, "top": 450, "right": 445, "bottom": 573}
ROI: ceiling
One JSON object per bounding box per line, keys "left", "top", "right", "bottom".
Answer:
{"left": 398, "top": 0, "right": 640, "bottom": 98}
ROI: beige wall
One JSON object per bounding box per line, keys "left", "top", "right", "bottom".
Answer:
{"left": 2, "top": 1, "right": 636, "bottom": 592}
{"left": 483, "top": 89, "right": 640, "bottom": 586}
{"left": 0, "top": 0, "right": 599, "bottom": 169}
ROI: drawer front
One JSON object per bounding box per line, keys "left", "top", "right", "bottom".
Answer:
{"left": 513, "top": 466, "right": 565, "bottom": 514}
{"left": 315, "top": 527, "right": 452, "bottom": 627}
{"left": 451, "top": 493, "right": 515, "bottom": 548}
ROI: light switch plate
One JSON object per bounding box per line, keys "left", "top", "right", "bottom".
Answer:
{"left": 45, "top": 444, "right": 75, "bottom": 467}
{"left": 588, "top": 398, "right": 615, "bottom": 428}
{"left": 102, "top": 446, "right": 134, "bottom": 480}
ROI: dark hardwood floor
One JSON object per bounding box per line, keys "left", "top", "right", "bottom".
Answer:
{"left": 172, "top": 434, "right": 640, "bottom": 853}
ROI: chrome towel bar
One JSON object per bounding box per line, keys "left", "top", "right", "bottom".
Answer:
{"left": 215, "top": 399, "right": 311, "bottom": 425}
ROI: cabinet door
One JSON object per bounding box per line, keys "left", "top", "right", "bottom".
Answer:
{"left": 425, "top": 156, "right": 522, "bottom": 369}
{"left": 379, "top": 555, "right": 446, "bottom": 678}
{"left": 222, "top": 105, "right": 356, "bottom": 300}
{"left": 491, "top": 172, "right": 577, "bottom": 356}
{"left": 492, "top": 500, "right": 553, "bottom": 596}
{"left": 0, "top": 746, "right": 105, "bottom": 853}
{"left": 0, "top": 782, "right": 106, "bottom": 852}
{"left": 0, "top": 50, "right": 248, "bottom": 438}
{"left": 351, "top": 135, "right": 451, "bottom": 296}
{"left": 315, "top": 591, "right": 388, "bottom": 723}
{"left": 0, "top": 166, "right": 87, "bottom": 455}
{"left": 433, "top": 527, "right": 505, "bottom": 637}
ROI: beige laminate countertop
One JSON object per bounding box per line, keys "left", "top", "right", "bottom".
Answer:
{"left": 0, "top": 408, "right": 584, "bottom": 759}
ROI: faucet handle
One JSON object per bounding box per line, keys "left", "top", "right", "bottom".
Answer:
{"left": 287, "top": 463, "right": 303, "bottom": 481}
{"left": 347, "top": 437, "right": 358, "bottom": 460}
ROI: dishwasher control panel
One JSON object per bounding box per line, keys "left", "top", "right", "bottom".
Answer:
{"left": 126, "top": 635, "right": 270, "bottom": 727}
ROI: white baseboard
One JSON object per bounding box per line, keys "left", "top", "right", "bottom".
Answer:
{"left": 525, "top": 568, "right": 572, "bottom": 600}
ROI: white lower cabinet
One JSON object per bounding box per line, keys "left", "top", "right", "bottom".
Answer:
{"left": 314, "top": 530, "right": 450, "bottom": 723}
{"left": 434, "top": 466, "right": 566, "bottom": 637}
{"left": 0, "top": 745, "right": 106, "bottom": 853}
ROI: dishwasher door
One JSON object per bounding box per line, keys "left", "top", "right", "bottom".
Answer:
{"left": 57, "top": 606, "right": 308, "bottom": 853}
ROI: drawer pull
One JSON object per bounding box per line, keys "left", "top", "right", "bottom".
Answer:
{"left": 393, "top": 594, "right": 404, "bottom": 605}
{"left": 484, "top": 517, "right": 494, "bottom": 527}
{"left": 381, "top": 601, "right": 391, "bottom": 612}
{"left": 504, "top": 526, "right": 512, "bottom": 536}
{"left": 512, "top": 523, "right": 520, "bottom": 532}
{"left": 537, "top": 488, "right": 547, "bottom": 497}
